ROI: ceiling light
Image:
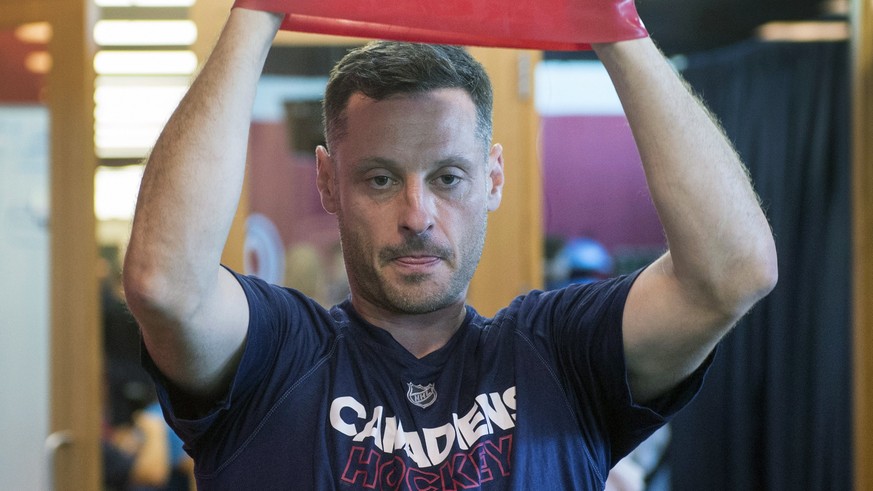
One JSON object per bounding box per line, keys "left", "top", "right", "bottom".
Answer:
{"left": 95, "top": 0, "right": 195, "bottom": 6}
{"left": 93, "top": 76, "right": 189, "bottom": 158}
{"left": 14, "top": 22, "right": 52, "bottom": 44}
{"left": 25, "top": 52, "right": 52, "bottom": 75}
{"left": 94, "top": 20, "right": 197, "bottom": 46}
{"left": 94, "top": 165, "right": 144, "bottom": 221}
{"left": 94, "top": 50, "right": 198, "bottom": 75}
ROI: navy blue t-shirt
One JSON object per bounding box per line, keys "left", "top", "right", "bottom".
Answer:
{"left": 145, "top": 269, "right": 711, "bottom": 490}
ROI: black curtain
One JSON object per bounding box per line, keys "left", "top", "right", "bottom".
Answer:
{"left": 667, "top": 40, "right": 852, "bottom": 490}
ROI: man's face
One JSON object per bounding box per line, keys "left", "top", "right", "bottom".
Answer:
{"left": 316, "top": 88, "right": 504, "bottom": 315}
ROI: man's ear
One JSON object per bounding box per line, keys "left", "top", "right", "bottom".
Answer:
{"left": 316, "top": 145, "right": 338, "bottom": 214}
{"left": 486, "top": 143, "right": 505, "bottom": 212}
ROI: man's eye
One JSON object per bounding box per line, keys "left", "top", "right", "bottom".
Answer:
{"left": 370, "top": 176, "right": 393, "bottom": 188}
{"left": 436, "top": 175, "right": 461, "bottom": 187}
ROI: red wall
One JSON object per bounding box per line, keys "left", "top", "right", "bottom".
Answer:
{"left": 248, "top": 121, "right": 340, "bottom": 251}
{"left": 540, "top": 115, "right": 664, "bottom": 252}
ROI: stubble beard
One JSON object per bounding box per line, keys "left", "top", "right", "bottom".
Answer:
{"left": 338, "top": 213, "right": 488, "bottom": 315}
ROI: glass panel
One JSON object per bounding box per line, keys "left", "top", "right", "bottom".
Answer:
{"left": 0, "top": 23, "right": 52, "bottom": 490}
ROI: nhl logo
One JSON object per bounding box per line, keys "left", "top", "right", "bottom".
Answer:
{"left": 406, "top": 382, "right": 437, "bottom": 409}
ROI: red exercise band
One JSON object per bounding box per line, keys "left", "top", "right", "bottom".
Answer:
{"left": 233, "top": 0, "right": 647, "bottom": 50}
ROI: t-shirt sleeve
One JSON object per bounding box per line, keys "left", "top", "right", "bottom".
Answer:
{"left": 141, "top": 267, "right": 337, "bottom": 455}
{"left": 519, "top": 270, "right": 715, "bottom": 466}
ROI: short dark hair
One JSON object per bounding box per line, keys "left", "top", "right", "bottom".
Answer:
{"left": 323, "top": 42, "right": 493, "bottom": 150}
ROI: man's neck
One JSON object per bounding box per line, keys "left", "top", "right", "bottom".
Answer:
{"left": 349, "top": 296, "right": 468, "bottom": 359}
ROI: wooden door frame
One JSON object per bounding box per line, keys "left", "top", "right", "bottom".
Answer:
{"left": 852, "top": 0, "right": 873, "bottom": 488}
{"left": 0, "top": 1, "right": 101, "bottom": 489}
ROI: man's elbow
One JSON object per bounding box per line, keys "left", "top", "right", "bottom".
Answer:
{"left": 722, "top": 242, "right": 779, "bottom": 318}
{"left": 749, "top": 235, "right": 779, "bottom": 297}
{"left": 123, "top": 266, "right": 168, "bottom": 324}
{"left": 122, "top": 260, "right": 198, "bottom": 328}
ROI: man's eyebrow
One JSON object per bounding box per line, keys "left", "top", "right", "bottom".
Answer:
{"left": 352, "top": 156, "right": 399, "bottom": 170}
{"left": 434, "top": 155, "right": 478, "bottom": 169}
{"left": 351, "top": 155, "right": 478, "bottom": 172}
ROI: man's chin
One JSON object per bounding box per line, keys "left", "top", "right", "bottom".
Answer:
{"left": 382, "top": 285, "right": 462, "bottom": 315}
{"left": 396, "top": 272, "right": 433, "bottom": 285}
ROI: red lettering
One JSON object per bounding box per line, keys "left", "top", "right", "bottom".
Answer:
{"left": 471, "top": 435, "right": 513, "bottom": 479}
{"left": 439, "top": 452, "right": 480, "bottom": 489}
{"left": 406, "top": 467, "right": 440, "bottom": 491}
{"left": 341, "top": 446, "right": 381, "bottom": 488}
{"left": 341, "top": 434, "right": 513, "bottom": 490}
{"left": 379, "top": 455, "right": 407, "bottom": 491}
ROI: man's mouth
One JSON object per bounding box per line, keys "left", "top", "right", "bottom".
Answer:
{"left": 380, "top": 237, "right": 452, "bottom": 266}
{"left": 393, "top": 255, "right": 442, "bottom": 266}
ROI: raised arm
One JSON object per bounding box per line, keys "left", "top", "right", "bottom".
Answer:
{"left": 591, "top": 38, "right": 778, "bottom": 402}
{"left": 123, "top": 9, "right": 283, "bottom": 399}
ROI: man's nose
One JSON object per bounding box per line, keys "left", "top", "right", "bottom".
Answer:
{"left": 399, "top": 180, "right": 435, "bottom": 235}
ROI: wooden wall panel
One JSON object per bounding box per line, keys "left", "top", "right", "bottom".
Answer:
{"left": 467, "top": 48, "right": 544, "bottom": 316}
{"left": 853, "top": 0, "right": 873, "bottom": 487}
{"left": 47, "top": 3, "right": 100, "bottom": 490}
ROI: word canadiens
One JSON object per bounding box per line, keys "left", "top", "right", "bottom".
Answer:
{"left": 330, "top": 387, "right": 518, "bottom": 488}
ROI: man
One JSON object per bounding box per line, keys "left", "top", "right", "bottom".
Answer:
{"left": 123, "top": 6, "right": 777, "bottom": 490}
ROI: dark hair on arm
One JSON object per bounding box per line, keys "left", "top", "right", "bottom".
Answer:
{"left": 322, "top": 42, "right": 493, "bottom": 150}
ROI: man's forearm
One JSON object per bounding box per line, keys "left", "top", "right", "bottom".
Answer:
{"left": 122, "top": 9, "right": 283, "bottom": 396}
{"left": 125, "top": 9, "right": 282, "bottom": 318}
{"left": 593, "top": 38, "right": 777, "bottom": 313}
